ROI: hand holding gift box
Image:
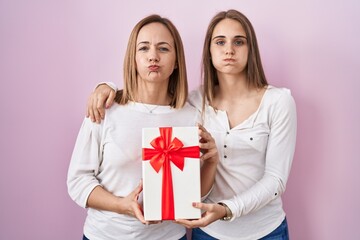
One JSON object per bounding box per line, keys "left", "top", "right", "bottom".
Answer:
{"left": 142, "top": 127, "right": 201, "bottom": 221}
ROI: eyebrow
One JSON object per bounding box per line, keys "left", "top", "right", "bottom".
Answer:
{"left": 137, "top": 41, "right": 173, "bottom": 47}
{"left": 212, "top": 35, "right": 247, "bottom": 40}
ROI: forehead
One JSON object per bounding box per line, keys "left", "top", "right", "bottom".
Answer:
{"left": 137, "top": 22, "right": 174, "bottom": 44}
{"left": 212, "top": 18, "right": 246, "bottom": 37}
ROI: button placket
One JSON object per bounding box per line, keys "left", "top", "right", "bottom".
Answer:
{"left": 224, "top": 131, "right": 230, "bottom": 159}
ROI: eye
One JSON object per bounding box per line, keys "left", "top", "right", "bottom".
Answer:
{"left": 138, "top": 46, "right": 149, "bottom": 51}
{"left": 234, "top": 39, "right": 246, "bottom": 46}
{"left": 159, "top": 47, "right": 169, "bottom": 52}
{"left": 215, "top": 40, "right": 225, "bottom": 46}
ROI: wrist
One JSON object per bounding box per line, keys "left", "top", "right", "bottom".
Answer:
{"left": 115, "top": 197, "right": 126, "bottom": 214}
{"left": 218, "top": 202, "right": 232, "bottom": 221}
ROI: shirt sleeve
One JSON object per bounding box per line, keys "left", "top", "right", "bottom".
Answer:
{"left": 187, "top": 87, "right": 203, "bottom": 111}
{"left": 188, "top": 87, "right": 208, "bottom": 127}
{"left": 67, "top": 117, "right": 104, "bottom": 208}
{"left": 221, "top": 90, "right": 297, "bottom": 220}
{"left": 97, "top": 82, "right": 118, "bottom": 92}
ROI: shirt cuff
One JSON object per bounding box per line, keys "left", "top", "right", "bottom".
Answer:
{"left": 218, "top": 199, "right": 239, "bottom": 222}
{"left": 96, "top": 82, "right": 117, "bottom": 92}
{"left": 201, "top": 185, "right": 214, "bottom": 201}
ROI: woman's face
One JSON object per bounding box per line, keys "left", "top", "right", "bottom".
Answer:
{"left": 135, "top": 22, "right": 177, "bottom": 85}
{"left": 210, "top": 18, "right": 248, "bottom": 77}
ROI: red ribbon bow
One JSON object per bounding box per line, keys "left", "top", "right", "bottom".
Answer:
{"left": 142, "top": 127, "right": 200, "bottom": 220}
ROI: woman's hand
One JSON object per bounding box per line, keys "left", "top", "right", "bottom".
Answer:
{"left": 198, "top": 124, "right": 218, "bottom": 164}
{"left": 118, "top": 181, "right": 161, "bottom": 225}
{"left": 118, "top": 181, "right": 147, "bottom": 224}
{"left": 174, "top": 202, "right": 226, "bottom": 228}
{"left": 86, "top": 84, "right": 116, "bottom": 123}
{"left": 198, "top": 124, "right": 219, "bottom": 196}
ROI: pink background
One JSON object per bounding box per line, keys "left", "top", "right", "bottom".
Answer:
{"left": 1, "top": 0, "right": 359, "bottom": 239}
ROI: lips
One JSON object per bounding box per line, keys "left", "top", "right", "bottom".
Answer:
{"left": 224, "top": 58, "right": 235, "bottom": 62}
{"left": 148, "top": 65, "right": 159, "bottom": 71}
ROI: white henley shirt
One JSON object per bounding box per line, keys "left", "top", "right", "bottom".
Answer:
{"left": 67, "top": 101, "right": 199, "bottom": 240}
{"left": 188, "top": 85, "right": 297, "bottom": 240}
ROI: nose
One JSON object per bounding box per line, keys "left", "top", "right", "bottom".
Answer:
{"left": 149, "top": 56, "right": 159, "bottom": 62}
{"left": 148, "top": 48, "right": 159, "bottom": 63}
{"left": 225, "top": 45, "right": 234, "bottom": 55}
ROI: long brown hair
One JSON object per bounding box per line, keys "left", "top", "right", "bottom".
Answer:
{"left": 202, "top": 9, "right": 268, "bottom": 108}
{"left": 116, "top": 14, "right": 188, "bottom": 109}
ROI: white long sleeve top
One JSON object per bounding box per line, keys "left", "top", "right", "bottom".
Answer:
{"left": 67, "top": 101, "right": 199, "bottom": 240}
{"left": 188, "top": 85, "right": 297, "bottom": 240}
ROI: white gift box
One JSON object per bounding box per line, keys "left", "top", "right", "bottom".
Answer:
{"left": 142, "top": 127, "right": 201, "bottom": 221}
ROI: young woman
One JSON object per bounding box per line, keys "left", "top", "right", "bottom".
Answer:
{"left": 86, "top": 9, "right": 297, "bottom": 240}
{"left": 67, "top": 14, "right": 218, "bottom": 240}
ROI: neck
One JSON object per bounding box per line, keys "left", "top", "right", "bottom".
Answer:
{"left": 136, "top": 80, "right": 170, "bottom": 105}
{"left": 216, "top": 72, "right": 250, "bottom": 100}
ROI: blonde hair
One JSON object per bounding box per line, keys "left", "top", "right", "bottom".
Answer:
{"left": 202, "top": 9, "right": 268, "bottom": 108}
{"left": 116, "top": 14, "right": 188, "bottom": 108}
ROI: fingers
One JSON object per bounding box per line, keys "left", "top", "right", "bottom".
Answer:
{"left": 86, "top": 93, "right": 100, "bottom": 123}
{"left": 123, "top": 182, "right": 147, "bottom": 224}
{"left": 148, "top": 220, "right": 162, "bottom": 224}
{"left": 192, "top": 202, "right": 209, "bottom": 211}
{"left": 86, "top": 93, "right": 94, "bottom": 120}
{"left": 106, "top": 89, "right": 116, "bottom": 108}
{"left": 96, "top": 92, "right": 109, "bottom": 121}
{"left": 134, "top": 180, "right": 143, "bottom": 195}
{"left": 174, "top": 202, "right": 204, "bottom": 227}
{"left": 174, "top": 218, "right": 199, "bottom": 228}
{"left": 86, "top": 84, "right": 116, "bottom": 123}
{"left": 199, "top": 140, "right": 216, "bottom": 152}
{"left": 197, "top": 123, "right": 206, "bottom": 132}
{"left": 133, "top": 206, "right": 147, "bottom": 224}
{"left": 92, "top": 95, "right": 103, "bottom": 123}
{"left": 197, "top": 124, "right": 218, "bottom": 163}
{"left": 175, "top": 202, "right": 221, "bottom": 228}
{"left": 129, "top": 180, "right": 143, "bottom": 201}
{"left": 86, "top": 92, "right": 102, "bottom": 123}
{"left": 198, "top": 124, "right": 214, "bottom": 143}
{"left": 175, "top": 215, "right": 208, "bottom": 228}
{"left": 200, "top": 149, "right": 218, "bottom": 161}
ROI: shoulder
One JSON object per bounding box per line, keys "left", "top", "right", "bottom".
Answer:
{"left": 264, "top": 86, "right": 297, "bottom": 122}
{"left": 77, "top": 116, "right": 104, "bottom": 139}
{"left": 266, "top": 85, "right": 293, "bottom": 98}
{"left": 264, "top": 85, "right": 295, "bottom": 107}
{"left": 101, "top": 103, "right": 126, "bottom": 125}
{"left": 187, "top": 86, "right": 203, "bottom": 111}
{"left": 180, "top": 101, "right": 198, "bottom": 114}
{"left": 168, "top": 102, "right": 200, "bottom": 124}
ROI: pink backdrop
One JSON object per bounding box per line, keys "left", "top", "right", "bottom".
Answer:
{"left": 1, "top": 0, "right": 359, "bottom": 239}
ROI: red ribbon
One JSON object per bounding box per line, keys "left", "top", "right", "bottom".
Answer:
{"left": 142, "top": 127, "right": 200, "bottom": 220}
